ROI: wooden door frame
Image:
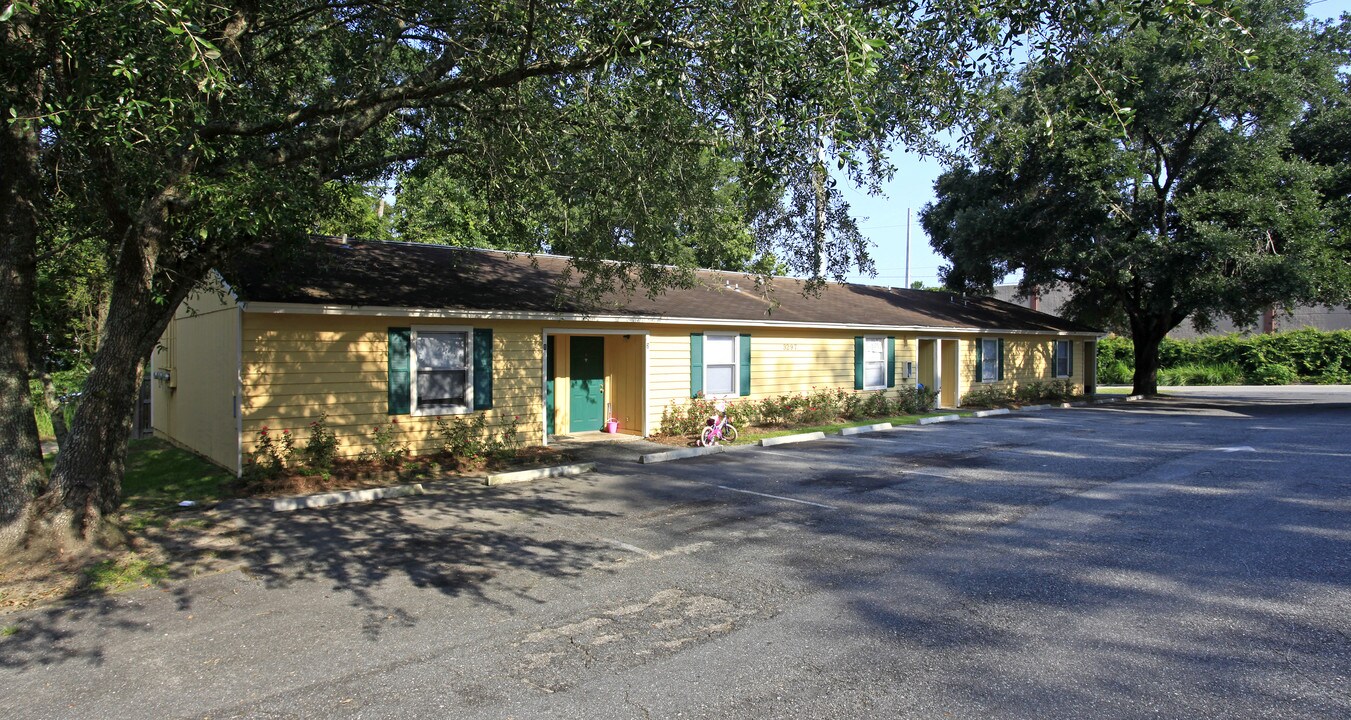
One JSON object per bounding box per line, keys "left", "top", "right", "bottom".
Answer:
{"left": 541, "top": 328, "right": 650, "bottom": 445}
{"left": 916, "top": 336, "right": 941, "bottom": 406}
{"left": 940, "top": 338, "right": 961, "bottom": 408}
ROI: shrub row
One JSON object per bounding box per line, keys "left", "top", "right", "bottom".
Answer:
{"left": 244, "top": 411, "right": 523, "bottom": 481}
{"left": 658, "top": 386, "right": 939, "bottom": 438}
{"left": 961, "top": 379, "right": 1078, "bottom": 408}
{"left": 1097, "top": 330, "right": 1351, "bottom": 385}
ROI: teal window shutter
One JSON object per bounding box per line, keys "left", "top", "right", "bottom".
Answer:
{"left": 1051, "top": 341, "right": 1059, "bottom": 378}
{"left": 975, "top": 339, "right": 984, "bottom": 383}
{"left": 739, "top": 334, "right": 752, "bottom": 397}
{"left": 690, "top": 333, "right": 704, "bottom": 397}
{"left": 854, "top": 336, "right": 865, "bottom": 390}
{"left": 473, "top": 328, "right": 493, "bottom": 410}
{"left": 388, "top": 328, "right": 411, "bottom": 415}
{"left": 886, "top": 336, "right": 896, "bottom": 388}
{"left": 998, "top": 338, "right": 1005, "bottom": 381}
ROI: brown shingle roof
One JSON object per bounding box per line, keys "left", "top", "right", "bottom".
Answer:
{"left": 230, "top": 237, "right": 1099, "bottom": 334}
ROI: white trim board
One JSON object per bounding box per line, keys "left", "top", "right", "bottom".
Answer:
{"left": 241, "top": 301, "right": 1104, "bottom": 338}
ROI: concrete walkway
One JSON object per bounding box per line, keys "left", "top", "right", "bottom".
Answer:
{"left": 547, "top": 433, "right": 672, "bottom": 471}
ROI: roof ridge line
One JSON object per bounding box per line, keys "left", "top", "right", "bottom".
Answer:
{"left": 312, "top": 234, "right": 961, "bottom": 298}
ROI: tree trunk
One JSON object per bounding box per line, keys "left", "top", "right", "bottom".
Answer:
{"left": 38, "top": 228, "right": 193, "bottom": 546}
{"left": 1130, "top": 322, "right": 1166, "bottom": 396}
{"left": 0, "top": 13, "right": 48, "bottom": 553}
{"left": 0, "top": 191, "right": 44, "bottom": 554}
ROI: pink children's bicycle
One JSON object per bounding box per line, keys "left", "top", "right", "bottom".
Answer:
{"left": 698, "top": 401, "right": 739, "bottom": 447}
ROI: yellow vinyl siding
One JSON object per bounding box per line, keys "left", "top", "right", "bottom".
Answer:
{"left": 960, "top": 335, "right": 1085, "bottom": 399}
{"left": 646, "top": 326, "right": 927, "bottom": 432}
{"left": 646, "top": 331, "right": 692, "bottom": 433}
{"left": 241, "top": 314, "right": 544, "bottom": 459}
{"left": 150, "top": 280, "right": 241, "bottom": 472}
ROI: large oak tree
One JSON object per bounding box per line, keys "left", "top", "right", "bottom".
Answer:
{"left": 922, "top": 0, "right": 1351, "bottom": 395}
{"left": 1, "top": 0, "right": 1258, "bottom": 553}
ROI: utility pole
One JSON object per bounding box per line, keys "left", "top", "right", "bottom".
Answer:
{"left": 904, "top": 207, "right": 911, "bottom": 288}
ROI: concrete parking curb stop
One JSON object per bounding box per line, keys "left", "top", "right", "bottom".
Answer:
{"left": 918, "top": 414, "right": 961, "bottom": 425}
{"left": 640, "top": 445, "right": 726, "bottom": 464}
{"left": 269, "top": 483, "right": 426, "bottom": 512}
{"left": 1018, "top": 404, "right": 1053, "bottom": 412}
{"left": 839, "top": 422, "right": 893, "bottom": 436}
{"left": 486, "top": 462, "right": 596, "bottom": 487}
{"left": 971, "top": 408, "right": 1011, "bottom": 418}
{"left": 760, "top": 431, "right": 828, "bottom": 447}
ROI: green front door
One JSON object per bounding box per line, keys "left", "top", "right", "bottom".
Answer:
{"left": 569, "top": 336, "right": 605, "bottom": 432}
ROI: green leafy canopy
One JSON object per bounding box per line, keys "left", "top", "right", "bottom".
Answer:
{"left": 921, "top": 0, "right": 1351, "bottom": 394}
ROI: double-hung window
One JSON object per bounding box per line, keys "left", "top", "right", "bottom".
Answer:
{"left": 413, "top": 328, "right": 472, "bottom": 413}
{"left": 1054, "top": 340, "right": 1071, "bottom": 378}
{"left": 704, "top": 334, "right": 737, "bottom": 396}
{"left": 980, "top": 338, "right": 1000, "bottom": 383}
{"left": 863, "top": 336, "right": 887, "bottom": 390}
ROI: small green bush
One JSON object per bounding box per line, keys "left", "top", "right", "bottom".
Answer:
{"left": 860, "top": 391, "right": 892, "bottom": 417}
{"left": 1248, "top": 364, "right": 1298, "bottom": 386}
{"left": 301, "top": 412, "right": 341, "bottom": 470}
{"left": 840, "top": 391, "right": 866, "bottom": 420}
{"left": 359, "top": 420, "right": 409, "bottom": 467}
{"left": 434, "top": 413, "right": 521, "bottom": 464}
{"left": 899, "top": 384, "right": 939, "bottom": 413}
{"left": 243, "top": 425, "right": 295, "bottom": 480}
{"left": 962, "top": 385, "right": 1015, "bottom": 408}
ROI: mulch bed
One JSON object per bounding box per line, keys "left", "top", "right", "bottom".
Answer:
{"left": 234, "top": 447, "right": 576, "bottom": 498}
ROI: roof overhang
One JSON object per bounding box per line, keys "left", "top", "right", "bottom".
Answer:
{"left": 240, "top": 300, "right": 1106, "bottom": 338}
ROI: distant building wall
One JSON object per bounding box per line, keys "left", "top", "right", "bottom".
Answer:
{"left": 990, "top": 285, "right": 1351, "bottom": 339}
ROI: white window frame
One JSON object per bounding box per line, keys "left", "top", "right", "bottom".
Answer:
{"left": 863, "top": 335, "right": 888, "bottom": 391}
{"left": 703, "top": 332, "right": 739, "bottom": 398}
{"left": 980, "top": 338, "right": 1000, "bottom": 383}
{"left": 410, "top": 325, "right": 474, "bottom": 415}
{"left": 1055, "top": 339, "right": 1071, "bottom": 378}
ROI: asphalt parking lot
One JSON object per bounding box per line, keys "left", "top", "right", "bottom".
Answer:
{"left": 2, "top": 386, "right": 1349, "bottom": 719}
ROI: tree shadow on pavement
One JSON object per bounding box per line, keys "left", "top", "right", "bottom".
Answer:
{"left": 0, "top": 476, "right": 621, "bottom": 667}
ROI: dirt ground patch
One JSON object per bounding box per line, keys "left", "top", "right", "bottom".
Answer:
{"left": 2, "top": 446, "right": 577, "bottom": 616}
{"left": 0, "top": 510, "right": 246, "bottom": 616}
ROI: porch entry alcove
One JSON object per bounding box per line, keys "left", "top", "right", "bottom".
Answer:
{"left": 544, "top": 330, "right": 648, "bottom": 438}
{"left": 916, "top": 337, "right": 963, "bottom": 408}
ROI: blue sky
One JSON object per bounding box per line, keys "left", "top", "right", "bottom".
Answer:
{"left": 840, "top": 0, "right": 1351, "bottom": 288}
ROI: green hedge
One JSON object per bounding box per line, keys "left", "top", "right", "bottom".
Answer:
{"left": 1097, "top": 329, "right": 1351, "bottom": 385}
